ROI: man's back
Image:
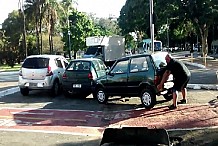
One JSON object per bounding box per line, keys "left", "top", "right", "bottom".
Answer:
{"left": 167, "top": 58, "right": 191, "bottom": 79}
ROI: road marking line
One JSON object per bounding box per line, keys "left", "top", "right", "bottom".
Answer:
{"left": 0, "top": 87, "right": 19, "bottom": 98}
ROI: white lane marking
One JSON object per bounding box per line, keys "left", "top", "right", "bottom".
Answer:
{"left": 0, "top": 87, "right": 19, "bottom": 98}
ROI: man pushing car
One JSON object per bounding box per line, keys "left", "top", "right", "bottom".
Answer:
{"left": 157, "top": 54, "right": 191, "bottom": 110}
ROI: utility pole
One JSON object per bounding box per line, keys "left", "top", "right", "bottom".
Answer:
{"left": 167, "top": 18, "right": 169, "bottom": 50}
{"left": 150, "top": 0, "right": 154, "bottom": 53}
{"left": 18, "top": 0, "right": 27, "bottom": 58}
{"left": 67, "top": 8, "right": 72, "bottom": 60}
{"left": 68, "top": 20, "right": 72, "bottom": 60}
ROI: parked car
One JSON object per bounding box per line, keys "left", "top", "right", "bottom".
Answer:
{"left": 18, "top": 55, "right": 69, "bottom": 96}
{"left": 62, "top": 58, "right": 107, "bottom": 97}
{"left": 92, "top": 52, "right": 173, "bottom": 109}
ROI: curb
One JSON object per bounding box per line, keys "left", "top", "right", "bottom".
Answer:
{"left": 0, "top": 71, "right": 19, "bottom": 75}
{"left": 183, "top": 61, "right": 206, "bottom": 69}
{"left": 187, "top": 84, "right": 218, "bottom": 90}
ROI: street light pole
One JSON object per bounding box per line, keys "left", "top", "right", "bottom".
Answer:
{"left": 150, "top": 0, "right": 154, "bottom": 53}
{"left": 67, "top": 18, "right": 72, "bottom": 60}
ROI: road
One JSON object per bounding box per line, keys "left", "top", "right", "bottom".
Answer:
{"left": 0, "top": 71, "right": 19, "bottom": 82}
{"left": 0, "top": 89, "right": 217, "bottom": 145}
{"left": 0, "top": 52, "right": 217, "bottom": 145}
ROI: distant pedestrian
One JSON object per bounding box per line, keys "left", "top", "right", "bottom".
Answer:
{"left": 157, "top": 54, "right": 191, "bottom": 110}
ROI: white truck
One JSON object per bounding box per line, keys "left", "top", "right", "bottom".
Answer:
{"left": 82, "top": 36, "right": 125, "bottom": 67}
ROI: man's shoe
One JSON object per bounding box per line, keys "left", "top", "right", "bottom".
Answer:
{"left": 178, "top": 99, "right": 187, "bottom": 104}
{"left": 168, "top": 104, "right": 177, "bottom": 110}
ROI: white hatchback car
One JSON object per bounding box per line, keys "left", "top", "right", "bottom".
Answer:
{"left": 18, "top": 55, "right": 69, "bottom": 96}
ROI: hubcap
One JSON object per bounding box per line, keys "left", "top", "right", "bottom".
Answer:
{"left": 142, "top": 92, "right": 151, "bottom": 106}
{"left": 97, "top": 90, "right": 105, "bottom": 102}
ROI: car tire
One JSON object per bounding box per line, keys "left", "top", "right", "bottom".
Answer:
{"left": 140, "top": 88, "right": 156, "bottom": 109}
{"left": 95, "top": 88, "right": 108, "bottom": 104}
{"left": 50, "top": 80, "right": 60, "bottom": 97}
{"left": 163, "top": 89, "right": 173, "bottom": 101}
{"left": 163, "top": 94, "right": 173, "bottom": 101}
{"left": 20, "top": 88, "right": 29, "bottom": 96}
{"left": 63, "top": 90, "right": 71, "bottom": 98}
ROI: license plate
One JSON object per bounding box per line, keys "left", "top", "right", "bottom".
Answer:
{"left": 73, "top": 84, "right": 81, "bottom": 88}
{"left": 29, "top": 83, "right": 37, "bottom": 86}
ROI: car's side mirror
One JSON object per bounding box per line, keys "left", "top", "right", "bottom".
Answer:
{"left": 106, "top": 66, "right": 110, "bottom": 70}
{"left": 107, "top": 71, "right": 114, "bottom": 76}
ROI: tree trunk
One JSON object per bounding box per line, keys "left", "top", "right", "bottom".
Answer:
{"left": 35, "top": 23, "right": 40, "bottom": 54}
{"left": 35, "top": 1, "right": 41, "bottom": 55}
{"left": 201, "top": 35, "right": 208, "bottom": 57}
{"left": 199, "top": 24, "right": 209, "bottom": 57}
{"left": 39, "top": 5, "right": 43, "bottom": 54}
{"left": 50, "top": 14, "right": 54, "bottom": 54}
{"left": 73, "top": 51, "right": 77, "bottom": 59}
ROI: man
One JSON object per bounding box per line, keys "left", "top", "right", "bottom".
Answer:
{"left": 157, "top": 54, "right": 191, "bottom": 110}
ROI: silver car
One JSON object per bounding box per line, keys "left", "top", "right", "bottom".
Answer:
{"left": 18, "top": 55, "right": 69, "bottom": 97}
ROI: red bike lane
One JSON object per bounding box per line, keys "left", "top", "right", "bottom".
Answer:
{"left": 0, "top": 104, "right": 217, "bottom": 136}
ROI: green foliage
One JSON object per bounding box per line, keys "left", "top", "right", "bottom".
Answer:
{"left": 0, "top": 64, "right": 21, "bottom": 71}
{"left": 118, "top": 0, "right": 150, "bottom": 36}
{"left": 62, "top": 10, "right": 95, "bottom": 58}
{"left": 2, "top": 10, "right": 23, "bottom": 47}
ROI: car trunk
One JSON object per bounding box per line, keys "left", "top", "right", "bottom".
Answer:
{"left": 65, "top": 70, "right": 92, "bottom": 84}
{"left": 22, "top": 68, "right": 48, "bottom": 80}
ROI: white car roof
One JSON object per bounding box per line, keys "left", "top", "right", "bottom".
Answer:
{"left": 26, "top": 54, "right": 64, "bottom": 59}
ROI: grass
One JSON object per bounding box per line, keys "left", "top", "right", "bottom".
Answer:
{"left": 0, "top": 64, "right": 21, "bottom": 72}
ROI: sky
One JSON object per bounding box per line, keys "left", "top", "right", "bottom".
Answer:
{"left": 0, "top": 0, "right": 126, "bottom": 24}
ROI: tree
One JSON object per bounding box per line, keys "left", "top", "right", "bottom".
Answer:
{"left": 2, "top": 11, "right": 23, "bottom": 66}
{"left": 157, "top": 0, "right": 218, "bottom": 56}
{"left": 92, "top": 18, "right": 121, "bottom": 35}
{"left": 25, "top": 0, "right": 46, "bottom": 54}
{"left": 62, "top": 10, "right": 94, "bottom": 59}
{"left": 118, "top": 0, "right": 150, "bottom": 39}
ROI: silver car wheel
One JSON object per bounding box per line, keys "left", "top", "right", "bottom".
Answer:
{"left": 141, "top": 92, "right": 151, "bottom": 106}
{"left": 97, "top": 90, "right": 105, "bottom": 103}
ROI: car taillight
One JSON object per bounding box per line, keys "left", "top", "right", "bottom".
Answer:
{"left": 62, "top": 72, "right": 67, "bottom": 79}
{"left": 46, "top": 66, "right": 53, "bottom": 76}
{"left": 88, "top": 72, "right": 93, "bottom": 79}
{"left": 154, "top": 75, "right": 160, "bottom": 85}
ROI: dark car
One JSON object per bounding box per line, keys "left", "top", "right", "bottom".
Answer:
{"left": 62, "top": 58, "right": 107, "bottom": 97}
{"left": 92, "top": 52, "right": 173, "bottom": 109}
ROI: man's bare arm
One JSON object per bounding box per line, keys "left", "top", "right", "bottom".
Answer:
{"left": 160, "top": 70, "right": 171, "bottom": 86}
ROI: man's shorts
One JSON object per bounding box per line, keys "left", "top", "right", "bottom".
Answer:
{"left": 173, "top": 76, "right": 190, "bottom": 92}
